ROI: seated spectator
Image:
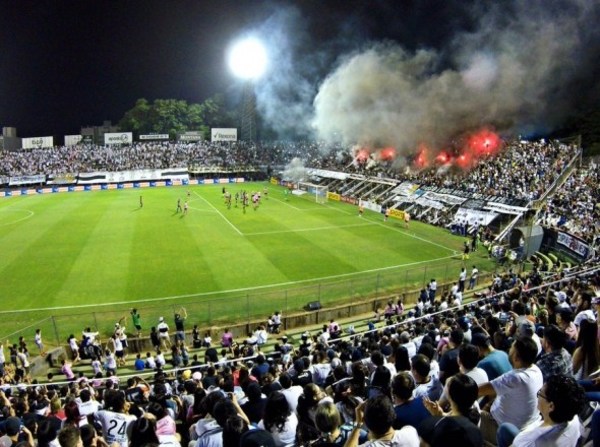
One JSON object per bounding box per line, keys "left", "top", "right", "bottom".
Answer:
{"left": 497, "top": 375, "right": 586, "bottom": 447}
{"left": 344, "top": 395, "right": 419, "bottom": 447}
{"left": 268, "top": 311, "right": 282, "bottom": 334}
{"left": 572, "top": 318, "right": 600, "bottom": 380}
{"left": 391, "top": 372, "right": 430, "bottom": 430}
{"left": 221, "top": 328, "right": 233, "bottom": 347}
{"left": 258, "top": 392, "right": 298, "bottom": 447}
{"left": 472, "top": 332, "right": 512, "bottom": 381}
{"left": 279, "top": 372, "right": 303, "bottom": 413}
{"left": 557, "top": 308, "right": 578, "bottom": 342}
{"left": 536, "top": 324, "right": 573, "bottom": 381}
{"left": 419, "top": 374, "right": 483, "bottom": 447}
{"left": 478, "top": 337, "right": 544, "bottom": 445}
{"left": 313, "top": 401, "right": 367, "bottom": 446}
{"left": 241, "top": 382, "right": 267, "bottom": 425}
{"left": 439, "top": 329, "right": 464, "bottom": 384}
{"left": 128, "top": 416, "right": 160, "bottom": 447}
{"left": 412, "top": 354, "right": 443, "bottom": 401}
{"left": 328, "top": 319, "right": 342, "bottom": 339}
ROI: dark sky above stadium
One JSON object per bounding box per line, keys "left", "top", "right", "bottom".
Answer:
{"left": 1, "top": 0, "right": 599, "bottom": 148}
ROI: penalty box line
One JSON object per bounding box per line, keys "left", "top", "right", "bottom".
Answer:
{"left": 192, "top": 191, "right": 243, "bottom": 236}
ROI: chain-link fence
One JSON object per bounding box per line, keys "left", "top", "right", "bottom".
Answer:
{"left": 2, "top": 258, "right": 479, "bottom": 349}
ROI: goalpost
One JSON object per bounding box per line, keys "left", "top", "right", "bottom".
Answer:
{"left": 296, "top": 182, "right": 328, "bottom": 204}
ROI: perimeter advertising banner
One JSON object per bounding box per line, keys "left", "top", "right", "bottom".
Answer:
{"left": 64, "top": 135, "right": 83, "bottom": 146}
{"left": 327, "top": 192, "right": 341, "bottom": 201}
{"left": 211, "top": 128, "right": 237, "bottom": 142}
{"left": 139, "top": 134, "right": 169, "bottom": 140}
{"left": 104, "top": 132, "right": 133, "bottom": 145}
{"left": 22, "top": 136, "right": 54, "bottom": 149}
{"left": 178, "top": 131, "right": 203, "bottom": 142}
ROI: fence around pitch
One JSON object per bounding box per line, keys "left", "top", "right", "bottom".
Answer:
{"left": 3, "top": 258, "right": 469, "bottom": 349}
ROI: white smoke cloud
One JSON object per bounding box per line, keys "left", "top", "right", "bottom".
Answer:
{"left": 282, "top": 157, "right": 307, "bottom": 182}
{"left": 312, "top": 0, "right": 600, "bottom": 153}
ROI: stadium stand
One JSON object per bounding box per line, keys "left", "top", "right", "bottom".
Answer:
{"left": 0, "top": 137, "right": 599, "bottom": 446}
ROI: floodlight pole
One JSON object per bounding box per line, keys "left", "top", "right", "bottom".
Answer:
{"left": 241, "top": 81, "right": 257, "bottom": 141}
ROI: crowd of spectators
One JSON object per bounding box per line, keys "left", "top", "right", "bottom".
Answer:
{"left": 539, "top": 161, "right": 600, "bottom": 247}
{"left": 0, "top": 264, "right": 598, "bottom": 446}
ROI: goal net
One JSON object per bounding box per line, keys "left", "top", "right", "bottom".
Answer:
{"left": 296, "top": 182, "right": 328, "bottom": 204}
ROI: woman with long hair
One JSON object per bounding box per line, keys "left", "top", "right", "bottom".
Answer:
{"left": 258, "top": 391, "right": 297, "bottom": 447}
{"left": 393, "top": 345, "right": 411, "bottom": 372}
{"left": 349, "top": 361, "right": 369, "bottom": 400}
{"left": 572, "top": 318, "right": 600, "bottom": 379}
{"left": 424, "top": 373, "right": 481, "bottom": 426}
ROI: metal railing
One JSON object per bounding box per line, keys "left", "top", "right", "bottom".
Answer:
{"left": 1, "top": 258, "right": 470, "bottom": 349}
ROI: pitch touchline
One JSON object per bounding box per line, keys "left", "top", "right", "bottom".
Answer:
{"left": 244, "top": 222, "right": 374, "bottom": 236}
{"left": 0, "top": 254, "right": 459, "bottom": 313}
{"left": 366, "top": 216, "right": 457, "bottom": 254}
{"left": 192, "top": 191, "right": 242, "bottom": 236}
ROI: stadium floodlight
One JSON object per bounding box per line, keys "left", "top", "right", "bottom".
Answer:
{"left": 227, "top": 37, "right": 268, "bottom": 80}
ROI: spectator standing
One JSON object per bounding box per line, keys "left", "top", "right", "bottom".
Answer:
{"left": 157, "top": 317, "right": 171, "bottom": 349}
{"left": 469, "top": 266, "right": 479, "bottom": 290}
{"left": 174, "top": 307, "right": 187, "bottom": 343}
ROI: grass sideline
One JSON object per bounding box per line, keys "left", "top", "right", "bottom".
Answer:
{"left": 0, "top": 182, "right": 494, "bottom": 345}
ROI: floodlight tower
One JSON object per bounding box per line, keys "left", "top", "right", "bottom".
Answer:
{"left": 227, "top": 37, "right": 268, "bottom": 141}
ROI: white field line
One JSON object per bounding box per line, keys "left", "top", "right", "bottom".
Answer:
{"left": 269, "top": 196, "right": 302, "bottom": 210}
{"left": 193, "top": 191, "right": 242, "bottom": 236}
{"left": 365, "top": 214, "right": 458, "bottom": 254}
{"left": 0, "top": 209, "right": 35, "bottom": 226}
{"left": 0, "top": 254, "right": 459, "bottom": 313}
{"left": 244, "top": 222, "right": 374, "bottom": 236}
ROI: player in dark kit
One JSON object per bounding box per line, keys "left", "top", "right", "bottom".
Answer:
{"left": 176, "top": 198, "right": 182, "bottom": 213}
{"left": 139, "top": 196, "right": 143, "bottom": 208}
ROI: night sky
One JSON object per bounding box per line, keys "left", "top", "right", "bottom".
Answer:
{"left": 1, "top": 0, "right": 599, "bottom": 144}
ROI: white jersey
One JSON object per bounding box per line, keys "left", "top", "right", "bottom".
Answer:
{"left": 95, "top": 410, "right": 136, "bottom": 446}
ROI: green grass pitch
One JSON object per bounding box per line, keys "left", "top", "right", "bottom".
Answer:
{"left": 0, "top": 182, "right": 473, "bottom": 344}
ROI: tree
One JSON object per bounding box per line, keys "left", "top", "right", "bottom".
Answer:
{"left": 118, "top": 98, "right": 209, "bottom": 138}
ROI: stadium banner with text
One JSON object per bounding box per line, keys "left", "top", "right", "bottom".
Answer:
{"left": 414, "top": 196, "right": 446, "bottom": 210}
{"left": 211, "top": 128, "right": 237, "bottom": 142}
{"left": 22, "top": 136, "right": 54, "bottom": 149}
{"left": 391, "top": 182, "right": 420, "bottom": 197}
{"left": 388, "top": 208, "right": 406, "bottom": 220}
{"left": 47, "top": 173, "right": 77, "bottom": 185}
{"left": 3, "top": 191, "right": 11, "bottom": 197}
{"left": 178, "top": 131, "right": 203, "bottom": 142}
{"left": 453, "top": 207, "right": 498, "bottom": 226}
{"left": 270, "top": 177, "right": 279, "bottom": 185}
{"left": 104, "top": 132, "right": 133, "bottom": 145}
{"left": 78, "top": 169, "right": 189, "bottom": 184}
{"left": 64, "top": 134, "right": 83, "bottom": 146}
{"left": 484, "top": 201, "right": 529, "bottom": 215}
{"left": 421, "top": 191, "right": 467, "bottom": 206}
{"left": 341, "top": 196, "right": 358, "bottom": 205}
{"left": 9, "top": 175, "right": 46, "bottom": 186}
{"left": 139, "top": 134, "right": 169, "bottom": 141}
{"left": 557, "top": 231, "right": 591, "bottom": 259}
{"left": 327, "top": 192, "right": 341, "bottom": 201}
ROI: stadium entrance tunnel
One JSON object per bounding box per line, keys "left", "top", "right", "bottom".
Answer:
{"left": 509, "top": 225, "right": 543, "bottom": 260}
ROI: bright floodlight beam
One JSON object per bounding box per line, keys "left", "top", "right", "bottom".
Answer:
{"left": 228, "top": 38, "right": 268, "bottom": 80}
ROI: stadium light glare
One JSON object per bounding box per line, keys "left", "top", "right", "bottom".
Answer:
{"left": 227, "top": 37, "right": 268, "bottom": 80}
